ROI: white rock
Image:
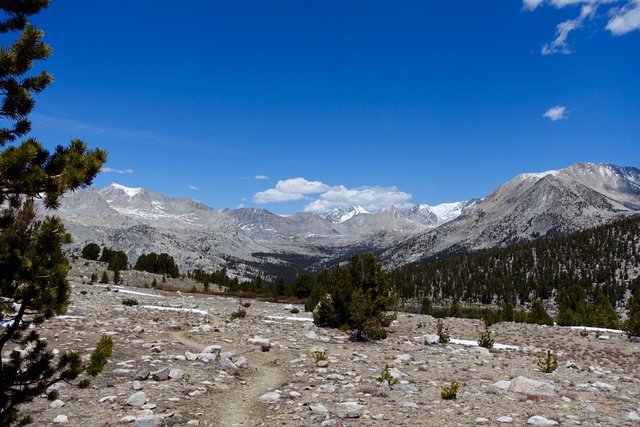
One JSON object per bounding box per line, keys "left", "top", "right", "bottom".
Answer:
{"left": 403, "top": 401, "right": 419, "bottom": 410}
{"left": 305, "top": 331, "right": 321, "bottom": 341}
{"left": 197, "top": 352, "right": 217, "bottom": 362}
{"left": 337, "top": 401, "right": 361, "bottom": 418}
{"left": 201, "top": 344, "right": 222, "bottom": 355}
{"left": 394, "top": 353, "right": 412, "bottom": 363}
{"left": 169, "top": 368, "right": 185, "bottom": 379}
{"left": 247, "top": 336, "right": 271, "bottom": 347}
{"left": 628, "top": 411, "right": 640, "bottom": 421}
{"left": 493, "top": 380, "right": 511, "bottom": 390}
{"left": 527, "top": 415, "right": 558, "bottom": 426}
{"left": 133, "top": 415, "right": 164, "bottom": 427}
{"left": 320, "top": 420, "right": 337, "bottom": 427}
{"left": 120, "top": 415, "right": 137, "bottom": 422}
{"left": 497, "top": 416, "right": 514, "bottom": 423}
{"left": 235, "top": 356, "right": 248, "bottom": 369}
{"left": 98, "top": 395, "right": 117, "bottom": 403}
{"left": 185, "top": 351, "right": 198, "bottom": 361}
{"left": 475, "top": 418, "right": 490, "bottom": 424}
{"left": 133, "top": 380, "right": 143, "bottom": 390}
{"left": 310, "top": 403, "right": 329, "bottom": 414}
{"left": 50, "top": 399, "right": 65, "bottom": 408}
{"left": 593, "top": 381, "right": 616, "bottom": 391}
{"left": 283, "top": 304, "right": 293, "bottom": 310}
{"left": 259, "top": 391, "right": 281, "bottom": 402}
{"left": 289, "top": 391, "right": 301, "bottom": 398}
{"left": 389, "top": 367, "right": 406, "bottom": 379}
{"left": 53, "top": 415, "right": 68, "bottom": 423}
{"left": 126, "top": 391, "right": 147, "bottom": 406}
{"left": 507, "top": 376, "right": 556, "bottom": 397}
{"left": 598, "top": 335, "right": 610, "bottom": 340}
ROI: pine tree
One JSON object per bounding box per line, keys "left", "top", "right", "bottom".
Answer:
{"left": 314, "top": 253, "right": 397, "bottom": 341}
{"left": 81, "top": 243, "right": 101, "bottom": 260}
{"left": 0, "top": 4, "right": 109, "bottom": 423}
{"left": 624, "top": 293, "right": 640, "bottom": 340}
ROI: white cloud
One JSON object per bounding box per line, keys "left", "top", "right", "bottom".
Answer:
{"left": 188, "top": 184, "right": 198, "bottom": 190}
{"left": 253, "top": 177, "right": 413, "bottom": 213}
{"left": 524, "top": 0, "right": 545, "bottom": 10}
{"left": 525, "top": 0, "right": 640, "bottom": 53}
{"left": 102, "top": 167, "right": 134, "bottom": 175}
{"left": 543, "top": 105, "right": 569, "bottom": 121}
{"left": 253, "top": 177, "right": 331, "bottom": 204}
{"left": 255, "top": 175, "right": 270, "bottom": 180}
{"left": 542, "top": 4, "right": 596, "bottom": 54}
{"left": 304, "top": 185, "right": 413, "bottom": 213}
{"left": 606, "top": 0, "right": 640, "bottom": 34}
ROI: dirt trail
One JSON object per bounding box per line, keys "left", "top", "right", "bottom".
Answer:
{"left": 171, "top": 332, "right": 287, "bottom": 426}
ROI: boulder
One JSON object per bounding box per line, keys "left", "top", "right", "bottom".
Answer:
{"left": 151, "top": 367, "right": 170, "bottom": 381}
{"left": 52, "top": 415, "right": 68, "bottom": 423}
{"left": 126, "top": 391, "right": 147, "bottom": 406}
{"left": 527, "top": 415, "right": 558, "bottom": 426}
{"left": 507, "top": 376, "right": 556, "bottom": 397}
{"left": 259, "top": 391, "right": 280, "bottom": 402}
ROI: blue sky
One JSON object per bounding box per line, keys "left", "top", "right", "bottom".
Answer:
{"left": 27, "top": 0, "right": 640, "bottom": 213}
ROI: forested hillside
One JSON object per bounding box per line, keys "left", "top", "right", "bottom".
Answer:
{"left": 390, "top": 214, "right": 640, "bottom": 315}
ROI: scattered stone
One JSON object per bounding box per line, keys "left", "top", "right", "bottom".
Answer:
{"left": 50, "top": 399, "right": 65, "bottom": 408}
{"left": 133, "top": 380, "right": 143, "bottom": 390}
{"left": 527, "top": 415, "right": 558, "bottom": 426}
{"left": 133, "top": 415, "right": 164, "bottom": 427}
{"left": 507, "top": 376, "right": 556, "bottom": 397}
{"left": 152, "top": 367, "right": 170, "bottom": 381}
{"left": 52, "top": 415, "right": 68, "bottom": 423}
{"left": 402, "top": 401, "right": 419, "bottom": 410}
{"left": 259, "top": 391, "right": 281, "bottom": 402}
{"left": 289, "top": 391, "right": 301, "bottom": 398}
{"left": 593, "top": 381, "right": 616, "bottom": 391}
{"left": 628, "top": 411, "right": 640, "bottom": 421}
{"left": 235, "top": 356, "right": 248, "bottom": 369}
{"left": 247, "top": 336, "right": 271, "bottom": 348}
{"left": 305, "top": 331, "right": 321, "bottom": 341}
{"left": 309, "top": 403, "right": 329, "bottom": 415}
{"left": 98, "top": 395, "right": 117, "bottom": 403}
{"left": 185, "top": 351, "right": 198, "bottom": 361}
{"left": 475, "top": 418, "right": 490, "bottom": 424}
{"left": 134, "top": 370, "right": 150, "bottom": 380}
{"left": 149, "top": 346, "right": 163, "bottom": 353}
{"left": 202, "top": 344, "right": 222, "bottom": 355}
{"left": 320, "top": 420, "right": 337, "bottom": 427}
{"left": 169, "top": 368, "right": 185, "bottom": 379}
{"left": 493, "top": 380, "right": 511, "bottom": 390}
{"left": 336, "top": 401, "right": 361, "bottom": 418}
{"left": 126, "top": 391, "right": 147, "bottom": 406}
{"left": 497, "top": 416, "right": 514, "bottom": 423}
{"left": 316, "top": 360, "right": 329, "bottom": 367}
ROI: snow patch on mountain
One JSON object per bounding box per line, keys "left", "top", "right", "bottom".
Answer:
{"left": 105, "top": 182, "right": 142, "bottom": 197}
{"left": 324, "top": 206, "right": 369, "bottom": 223}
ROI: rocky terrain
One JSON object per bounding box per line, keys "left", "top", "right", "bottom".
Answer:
{"left": 14, "top": 260, "right": 640, "bottom": 426}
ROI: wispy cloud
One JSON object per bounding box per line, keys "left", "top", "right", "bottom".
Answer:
{"left": 543, "top": 105, "right": 569, "bottom": 121}
{"left": 102, "top": 167, "right": 134, "bottom": 175}
{"left": 188, "top": 184, "right": 199, "bottom": 190}
{"left": 524, "top": 0, "right": 640, "bottom": 54}
{"left": 255, "top": 175, "right": 270, "bottom": 180}
{"left": 253, "top": 177, "right": 413, "bottom": 212}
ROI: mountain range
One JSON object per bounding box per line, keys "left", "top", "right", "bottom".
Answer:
{"left": 53, "top": 162, "right": 640, "bottom": 279}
